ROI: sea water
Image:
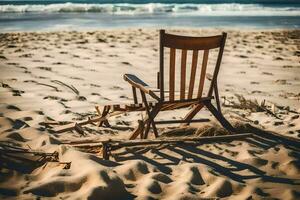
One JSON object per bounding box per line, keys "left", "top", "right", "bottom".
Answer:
{"left": 0, "top": 0, "right": 299, "bottom": 32}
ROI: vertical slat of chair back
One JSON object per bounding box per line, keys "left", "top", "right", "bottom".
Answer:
{"left": 159, "top": 30, "right": 226, "bottom": 102}
{"left": 159, "top": 30, "right": 165, "bottom": 102}
{"left": 169, "top": 48, "right": 176, "bottom": 101}
{"left": 180, "top": 50, "right": 187, "bottom": 100}
{"left": 208, "top": 33, "right": 227, "bottom": 97}
{"left": 187, "top": 50, "right": 199, "bottom": 99}
{"left": 197, "top": 50, "right": 209, "bottom": 98}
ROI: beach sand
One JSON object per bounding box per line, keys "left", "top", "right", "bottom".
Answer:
{"left": 0, "top": 28, "right": 300, "bottom": 199}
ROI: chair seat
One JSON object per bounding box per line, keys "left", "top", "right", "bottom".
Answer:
{"left": 96, "top": 96, "right": 213, "bottom": 113}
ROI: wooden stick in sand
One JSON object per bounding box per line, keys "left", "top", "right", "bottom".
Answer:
{"left": 51, "top": 111, "right": 123, "bottom": 133}
{"left": 71, "top": 133, "right": 253, "bottom": 160}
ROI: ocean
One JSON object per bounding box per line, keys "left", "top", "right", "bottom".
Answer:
{"left": 0, "top": 0, "right": 300, "bottom": 32}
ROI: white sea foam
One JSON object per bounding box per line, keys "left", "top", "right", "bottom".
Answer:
{"left": 0, "top": 3, "right": 299, "bottom": 16}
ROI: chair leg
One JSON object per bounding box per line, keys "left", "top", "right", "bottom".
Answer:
{"left": 181, "top": 103, "right": 205, "bottom": 126}
{"left": 214, "top": 84, "right": 221, "bottom": 113}
{"left": 143, "top": 121, "right": 151, "bottom": 139}
{"left": 99, "top": 106, "right": 111, "bottom": 127}
{"left": 129, "top": 120, "right": 145, "bottom": 140}
{"left": 203, "top": 101, "right": 236, "bottom": 132}
{"left": 140, "top": 91, "right": 159, "bottom": 138}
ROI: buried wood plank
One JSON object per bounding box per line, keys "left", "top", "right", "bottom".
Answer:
{"left": 102, "top": 133, "right": 253, "bottom": 160}
{"left": 111, "top": 133, "right": 252, "bottom": 148}
{"left": 70, "top": 133, "right": 252, "bottom": 149}
{"left": 52, "top": 111, "right": 124, "bottom": 133}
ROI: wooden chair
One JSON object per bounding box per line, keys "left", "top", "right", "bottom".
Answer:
{"left": 123, "top": 30, "right": 235, "bottom": 139}
{"left": 52, "top": 30, "right": 235, "bottom": 139}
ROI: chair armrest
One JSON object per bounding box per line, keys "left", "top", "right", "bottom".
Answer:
{"left": 123, "top": 74, "right": 160, "bottom": 101}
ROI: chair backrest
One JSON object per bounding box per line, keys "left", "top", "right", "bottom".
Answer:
{"left": 158, "top": 30, "right": 227, "bottom": 102}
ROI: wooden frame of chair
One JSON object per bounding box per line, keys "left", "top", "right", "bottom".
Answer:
{"left": 123, "top": 30, "right": 235, "bottom": 139}
{"left": 51, "top": 30, "right": 235, "bottom": 138}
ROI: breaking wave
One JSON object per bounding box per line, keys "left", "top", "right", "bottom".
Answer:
{"left": 0, "top": 3, "right": 300, "bottom": 16}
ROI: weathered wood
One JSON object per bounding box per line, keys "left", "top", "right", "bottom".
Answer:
{"left": 157, "top": 71, "right": 160, "bottom": 89}
{"left": 99, "top": 106, "right": 111, "bottom": 127}
{"left": 214, "top": 81, "right": 221, "bottom": 112}
{"left": 74, "top": 123, "right": 85, "bottom": 135}
{"left": 182, "top": 104, "right": 205, "bottom": 126}
{"left": 57, "top": 30, "right": 233, "bottom": 137}
{"left": 52, "top": 111, "right": 123, "bottom": 133}
{"left": 132, "top": 86, "right": 138, "bottom": 104}
{"left": 112, "top": 133, "right": 252, "bottom": 149}
{"left": 188, "top": 50, "right": 198, "bottom": 99}
{"left": 162, "top": 33, "right": 223, "bottom": 50}
{"left": 162, "top": 96, "right": 213, "bottom": 105}
{"left": 141, "top": 91, "right": 159, "bottom": 138}
{"left": 102, "top": 142, "right": 110, "bottom": 160}
{"left": 160, "top": 29, "right": 165, "bottom": 101}
{"left": 0, "top": 144, "right": 59, "bottom": 160}
{"left": 203, "top": 101, "right": 235, "bottom": 132}
{"left": 95, "top": 106, "right": 110, "bottom": 127}
{"left": 123, "top": 74, "right": 160, "bottom": 101}
{"left": 52, "top": 133, "right": 253, "bottom": 148}
{"left": 155, "top": 118, "right": 210, "bottom": 124}
{"left": 197, "top": 50, "right": 209, "bottom": 98}
{"left": 129, "top": 120, "right": 145, "bottom": 140}
{"left": 208, "top": 32, "right": 227, "bottom": 97}
{"left": 169, "top": 48, "right": 176, "bottom": 101}
{"left": 180, "top": 50, "right": 187, "bottom": 100}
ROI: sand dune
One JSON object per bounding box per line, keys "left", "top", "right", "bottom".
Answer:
{"left": 0, "top": 28, "right": 300, "bottom": 199}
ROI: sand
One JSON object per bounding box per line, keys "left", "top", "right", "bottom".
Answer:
{"left": 0, "top": 28, "right": 300, "bottom": 199}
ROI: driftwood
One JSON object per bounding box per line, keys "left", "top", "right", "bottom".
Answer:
{"left": 36, "top": 82, "right": 60, "bottom": 92}
{"left": 223, "top": 95, "right": 281, "bottom": 119}
{"left": 52, "top": 80, "right": 79, "bottom": 95}
{"left": 0, "top": 143, "right": 59, "bottom": 161}
{"left": 70, "top": 133, "right": 252, "bottom": 160}
{"left": 51, "top": 111, "right": 123, "bottom": 133}
{"left": 0, "top": 143, "right": 72, "bottom": 169}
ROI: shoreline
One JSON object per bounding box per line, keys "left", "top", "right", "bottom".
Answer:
{"left": 1, "top": 26, "right": 300, "bottom": 33}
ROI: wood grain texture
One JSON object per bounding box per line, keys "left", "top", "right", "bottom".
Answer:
{"left": 163, "top": 33, "right": 223, "bottom": 50}
{"left": 197, "top": 50, "right": 209, "bottom": 98}
{"left": 169, "top": 48, "right": 176, "bottom": 101}
{"left": 180, "top": 50, "right": 187, "bottom": 100}
{"left": 188, "top": 50, "right": 198, "bottom": 99}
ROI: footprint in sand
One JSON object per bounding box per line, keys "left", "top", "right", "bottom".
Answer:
{"left": 44, "top": 96, "right": 67, "bottom": 102}
{"left": 237, "top": 55, "right": 248, "bottom": 58}
{"left": 262, "top": 72, "right": 273, "bottom": 76}
{"left": 19, "top": 53, "right": 33, "bottom": 58}
{"left": 110, "top": 86, "right": 123, "bottom": 90}
{"left": 275, "top": 57, "right": 284, "bottom": 60}
{"left": 283, "top": 65, "right": 294, "bottom": 68}
{"left": 70, "top": 76, "right": 84, "bottom": 81}
{"left": 6, "top": 105, "right": 21, "bottom": 111}
{"left": 36, "top": 66, "right": 52, "bottom": 71}
{"left": 15, "top": 49, "right": 23, "bottom": 52}
{"left": 52, "top": 62, "right": 65, "bottom": 65}
{"left": 12, "top": 89, "right": 24, "bottom": 96}
{"left": 90, "top": 83, "right": 101, "bottom": 88}
{"left": 121, "top": 62, "right": 131, "bottom": 65}
{"left": 273, "top": 121, "right": 284, "bottom": 126}
{"left": 32, "top": 60, "right": 43, "bottom": 63}
{"left": 274, "top": 79, "right": 289, "bottom": 85}
{"left": 6, "top": 62, "right": 19, "bottom": 66}
{"left": 0, "top": 55, "right": 7, "bottom": 59}
{"left": 91, "top": 92, "right": 101, "bottom": 96}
